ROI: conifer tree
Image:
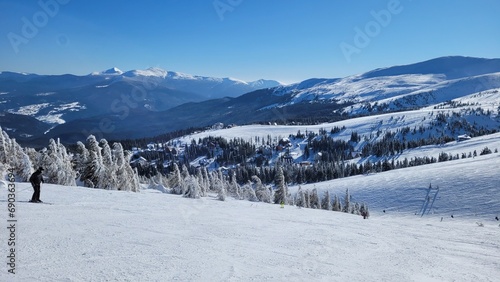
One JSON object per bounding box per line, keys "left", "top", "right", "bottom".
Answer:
{"left": 19, "top": 149, "right": 33, "bottom": 182}
{"left": 360, "top": 203, "right": 370, "bottom": 219}
{"left": 40, "top": 140, "right": 60, "bottom": 184}
{"left": 343, "top": 188, "right": 351, "bottom": 213}
{"left": 332, "top": 194, "right": 341, "bottom": 211}
{"left": 196, "top": 168, "right": 207, "bottom": 197}
{"left": 56, "top": 139, "right": 76, "bottom": 186}
{"left": 184, "top": 175, "right": 201, "bottom": 199}
{"left": 229, "top": 172, "right": 241, "bottom": 199}
{"left": 253, "top": 175, "right": 271, "bottom": 203}
{"left": 113, "top": 142, "right": 139, "bottom": 192}
{"left": 242, "top": 181, "right": 258, "bottom": 202}
{"left": 124, "top": 150, "right": 140, "bottom": 192}
{"left": 321, "top": 190, "right": 332, "bottom": 210}
{"left": 295, "top": 186, "right": 306, "bottom": 208}
{"left": 100, "top": 139, "right": 115, "bottom": 189}
{"left": 0, "top": 130, "right": 33, "bottom": 181}
{"left": 0, "top": 127, "right": 8, "bottom": 164}
{"left": 273, "top": 165, "right": 288, "bottom": 204}
{"left": 201, "top": 166, "right": 210, "bottom": 193}
{"left": 169, "top": 163, "right": 184, "bottom": 194}
{"left": 74, "top": 141, "right": 89, "bottom": 183}
{"left": 180, "top": 164, "right": 190, "bottom": 194}
{"left": 82, "top": 135, "right": 104, "bottom": 188}
{"left": 217, "top": 176, "right": 226, "bottom": 201}
{"left": 304, "top": 189, "right": 311, "bottom": 208}
{"left": 310, "top": 188, "right": 320, "bottom": 209}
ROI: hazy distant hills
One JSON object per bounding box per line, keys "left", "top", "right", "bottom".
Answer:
{"left": 0, "top": 68, "right": 281, "bottom": 145}
{"left": 1, "top": 56, "right": 500, "bottom": 146}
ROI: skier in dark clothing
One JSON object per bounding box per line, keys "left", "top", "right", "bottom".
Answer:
{"left": 29, "top": 167, "right": 44, "bottom": 203}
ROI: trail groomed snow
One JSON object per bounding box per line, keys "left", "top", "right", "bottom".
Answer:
{"left": 1, "top": 173, "right": 499, "bottom": 281}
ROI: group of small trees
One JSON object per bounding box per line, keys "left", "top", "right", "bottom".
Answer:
{"left": 146, "top": 162, "right": 268, "bottom": 202}
{"left": 0, "top": 127, "right": 32, "bottom": 181}
{"left": 146, "top": 160, "right": 369, "bottom": 218}
{"left": 0, "top": 128, "right": 139, "bottom": 192}
{"left": 295, "top": 186, "right": 369, "bottom": 217}
{"left": 73, "top": 135, "right": 139, "bottom": 191}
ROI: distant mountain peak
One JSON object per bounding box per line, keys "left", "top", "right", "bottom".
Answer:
{"left": 123, "top": 67, "right": 168, "bottom": 78}
{"left": 90, "top": 67, "right": 123, "bottom": 76}
{"left": 248, "top": 79, "right": 283, "bottom": 88}
{"left": 102, "top": 67, "right": 123, "bottom": 75}
{"left": 361, "top": 56, "right": 500, "bottom": 80}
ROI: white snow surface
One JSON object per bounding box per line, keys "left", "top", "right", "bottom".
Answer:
{"left": 1, "top": 150, "right": 499, "bottom": 281}
{"left": 271, "top": 71, "right": 500, "bottom": 115}
{"left": 8, "top": 103, "right": 50, "bottom": 116}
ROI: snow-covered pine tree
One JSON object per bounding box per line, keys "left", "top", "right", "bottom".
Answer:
{"left": 229, "top": 172, "right": 241, "bottom": 199}
{"left": 321, "top": 190, "right": 332, "bottom": 210}
{"left": 295, "top": 186, "right": 306, "bottom": 208}
{"left": 125, "top": 150, "right": 140, "bottom": 192}
{"left": 343, "top": 188, "right": 351, "bottom": 213}
{"left": 241, "top": 181, "right": 258, "bottom": 202}
{"left": 201, "top": 166, "right": 210, "bottom": 195}
{"left": 310, "top": 188, "right": 320, "bottom": 209}
{"left": 304, "top": 189, "right": 311, "bottom": 208}
{"left": 253, "top": 175, "right": 271, "bottom": 203}
{"left": 184, "top": 175, "right": 201, "bottom": 199}
{"left": 74, "top": 141, "right": 89, "bottom": 184}
{"left": 100, "top": 139, "right": 116, "bottom": 189}
{"left": 11, "top": 138, "right": 33, "bottom": 181}
{"left": 56, "top": 139, "right": 76, "bottom": 186}
{"left": 0, "top": 130, "right": 32, "bottom": 181}
{"left": 19, "top": 149, "right": 33, "bottom": 182}
{"left": 180, "top": 164, "right": 190, "bottom": 194}
{"left": 360, "top": 203, "right": 370, "bottom": 219}
{"left": 40, "top": 140, "right": 60, "bottom": 184}
{"left": 82, "top": 150, "right": 99, "bottom": 188}
{"left": 353, "top": 202, "right": 360, "bottom": 214}
{"left": 208, "top": 170, "right": 217, "bottom": 192}
{"left": 169, "top": 163, "right": 183, "bottom": 194}
{"left": 112, "top": 142, "right": 127, "bottom": 191}
{"left": 195, "top": 169, "right": 207, "bottom": 197}
{"left": 0, "top": 127, "right": 8, "bottom": 164}
{"left": 82, "top": 135, "right": 105, "bottom": 188}
{"left": 273, "top": 165, "right": 287, "bottom": 204}
{"left": 38, "top": 138, "right": 76, "bottom": 186}
{"left": 216, "top": 177, "right": 226, "bottom": 201}
{"left": 113, "top": 142, "right": 135, "bottom": 191}
{"left": 332, "top": 194, "right": 341, "bottom": 212}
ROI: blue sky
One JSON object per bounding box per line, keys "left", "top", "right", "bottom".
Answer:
{"left": 1, "top": 0, "right": 499, "bottom": 84}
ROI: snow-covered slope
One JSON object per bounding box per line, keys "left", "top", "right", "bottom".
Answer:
{"left": 179, "top": 88, "right": 500, "bottom": 145}
{"left": 361, "top": 56, "right": 500, "bottom": 79}
{"left": 271, "top": 56, "right": 500, "bottom": 115}
{"left": 1, "top": 149, "right": 499, "bottom": 281}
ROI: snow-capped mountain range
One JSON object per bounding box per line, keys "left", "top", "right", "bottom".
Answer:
{"left": 272, "top": 56, "right": 500, "bottom": 114}
{"left": 93, "top": 66, "right": 282, "bottom": 93}
{"left": 0, "top": 67, "right": 282, "bottom": 144}
{"left": 1, "top": 56, "right": 500, "bottom": 145}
